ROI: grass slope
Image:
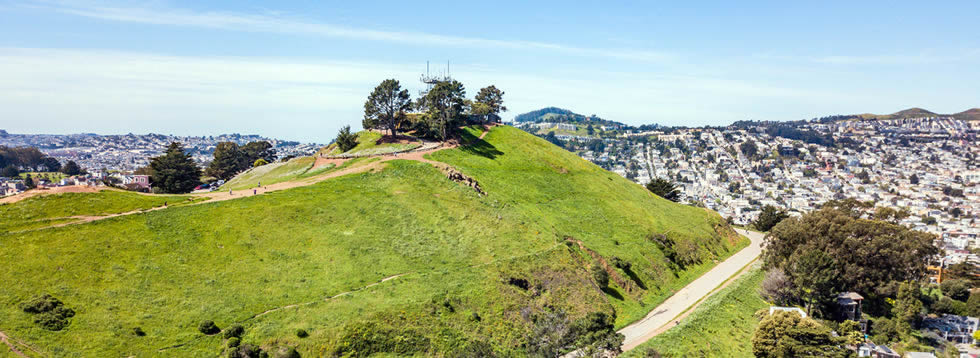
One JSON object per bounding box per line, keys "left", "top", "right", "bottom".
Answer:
{"left": 319, "top": 131, "right": 420, "bottom": 157}
{"left": 221, "top": 157, "right": 320, "bottom": 190}
{"left": 624, "top": 265, "right": 766, "bottom": 357}
{"left": 0, "top": 126, "right": 744, "bottom": 357}
{"left": 0, "top": 190, "right": 195, "bottom": 233}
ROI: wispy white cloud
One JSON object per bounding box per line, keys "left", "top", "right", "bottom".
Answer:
{"left": 32, "top": 0, "right": 674, "bottom": 62}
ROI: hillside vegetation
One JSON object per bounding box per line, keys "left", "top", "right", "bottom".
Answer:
{"left": 319, "top": 131, "right": 420, "bottom": 157}
{"left": 0, "top": 126, "right": 744, "bottom": 356}
{"left": 624, "top": 266, "right": 766, "bottom": 357}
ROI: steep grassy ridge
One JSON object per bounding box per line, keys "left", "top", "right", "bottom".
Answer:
{"left": 0, "top": 126, "right": 743, "bottom": 356}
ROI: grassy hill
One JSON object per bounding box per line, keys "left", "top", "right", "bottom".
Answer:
{"left": 0, "top": 126, "right": 745, "bottom": 357}
{"left": 0, "top": 189, "right": 198, "bottom": 233}
{"left": 624, "top": 265, "right": 766, "bottom": 357}
{"left": 854, "top": 107, "right": 978, "bottom": 121}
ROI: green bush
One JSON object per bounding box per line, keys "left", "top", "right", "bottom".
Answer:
{"left": 132, "top": 327, "right": 146, "bottom": 336}
{"left": 226, "top": 343, "right": 262, "bottom": 358}
{"left": 332, "top": 321, "right": 429, "bottom": 356}
{"left": 591, "top": 265, "right": 609, "bottom": 288}
{"left": 295, "top": 329, "right": 308, "bottom": 338}
{"left": 228, "top": 337, "right": 241, "bottom": 348}
{"left": 19, "top": 294, "right": 75, "bottom": 331}
{"left": 224, "top": 324, "right": 245, "bottom": 339}
{"left": 198, "top": 320, "right": 220, "bottom": 335}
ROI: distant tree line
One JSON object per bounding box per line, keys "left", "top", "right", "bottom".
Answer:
{"left": 0, "top": 146, "right": 62, "bottom": 177}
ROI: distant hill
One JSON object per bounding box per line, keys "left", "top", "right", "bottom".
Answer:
{"left": 0, "top": 126, "right": 744, "bottom": 356}
{"left": 514, "top": 107, "right": 627, "bottom": 127}
{"left": 853, "top": 107, "right": 977, "bottom": 121}
{"left": 952, "top": 108, "right": 980, "bottom": 122}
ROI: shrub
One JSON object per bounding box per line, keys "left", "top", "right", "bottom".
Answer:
{"left": 20, "top": 294, "right": 75, "bottom": 331}
{"left": 224, "top": 324, "right": 245, "bottom": 339}
{"left": 610, "top": 257, "right": 631, "bottom": 271}
{"left": 198, "top": 320, "right": 220, "bottom": 335}
{"left": 227, "top": 343, "right": 263, "bottom": 358}
{"left": 272, "top": 346, "right": 300, "bottom": 358}
{"left": 133, "top": 327, "right": 146, "bottom": 336}
{"left": 332, "top": 321, "right": 429, "bottom": 356}
{"left": 228, "top": 337, "right": 241, "bottom": 348}
{"left": 591, "top": 265, "right": 609, "bottom": 288}
{"left": 253, "top": 159, "right": 269, "bottom": 167}
{"left": 295, "top": 329, "right": 308, "bottom": 338}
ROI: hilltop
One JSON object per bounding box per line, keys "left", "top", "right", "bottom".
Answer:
{"left": 0, "top": 125, "right": 744, "bottom": 356}
{"left": 853, "top": 107, "right": 979, "bottom": 121}
{"left": 514, "top": 107, "right": 626, "bottom": 127}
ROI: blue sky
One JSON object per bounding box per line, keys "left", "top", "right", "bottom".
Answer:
{"left": 1, "top": 1, "right": 978, "bottom": 142}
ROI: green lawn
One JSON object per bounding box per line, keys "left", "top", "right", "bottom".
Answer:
{"left": 320, "top": 131, "right": 420, "bottom": 157}
{"left": 624, "top": 265, "right": 766, "bottom": 357}
{"left": 0, "top": 126, "right": 745, "bottom": 357}
{"left": 0, "top": 190, "right": 196, "bottom": 233}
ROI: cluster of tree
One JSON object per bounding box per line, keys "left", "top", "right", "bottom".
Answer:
{"left": 0, "top": 146, "right": 62, "bottom": 177}
{"left": 347, "top": 79, "right": 508, "bottom": 146}
{"left": 204, "top": 141, "right": 275, "bottom": 180}
{"left": 760, "top": 200, "right": 940, "bottom": 317}
{"left": 149, "top": 142, "right": 202, "bottom": 194}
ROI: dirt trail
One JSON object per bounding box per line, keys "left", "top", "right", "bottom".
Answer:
{"left": 0, "top": 329, "right": 41, "bottom": 357}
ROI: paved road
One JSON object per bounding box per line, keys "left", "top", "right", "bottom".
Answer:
{"left": 618, "top": 228, "right": 765, "bottom": 351}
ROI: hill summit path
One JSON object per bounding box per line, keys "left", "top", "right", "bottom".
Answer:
{"left": 617, "top": 228, "right": 765, "bottom": 351}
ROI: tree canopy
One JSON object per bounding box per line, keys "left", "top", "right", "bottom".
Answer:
{"left": 419, "top": 80, "right": 466, "bottom": 141}
{"left": 363, "top": 79, "right": 412, "bottom": 137}
{"left": 754, "top": 205, "right": 789, "bottom": 231}
{"left": 206, "top": 141, "right": 275, "bottom": 181}
{"left": 645, "top": 177, "right": 681, "bottom": 202}
{"left": 762, "top": 205, "right": 939, "bottom": 315}
{"left": 752, "top": 311, "right": 848, "bottom": 358}
{"left": 334, "top": 125, "right": 358, "bottom": 152}
{"left": 150, "top": 142, "right": 202, "bottom": 194}
{"left": 61, "top": 160, "right": 83, "bottom": 176}
{"left": 472, "top": 85, "right": 506, "bottom": 123}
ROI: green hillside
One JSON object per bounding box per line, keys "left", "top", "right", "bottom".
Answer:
{"left": 0, "top": 190, "right": 198, "bottom": 233}
{"left": 318, "top": 131, "right": 421, "bottom": 157}
{"left": 0, "top": 126, "right": 744, "bottom": 357}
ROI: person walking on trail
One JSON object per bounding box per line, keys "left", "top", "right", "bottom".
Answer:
{"left": 229, "top": 189, "right": 232, "bottom": 195}
{"left": 253, "top": 189, "right": 257, "bottom": 195}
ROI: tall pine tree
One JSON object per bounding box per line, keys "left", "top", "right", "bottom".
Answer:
{"left": 150, "top": 142, "right": 202, "bottom": 194}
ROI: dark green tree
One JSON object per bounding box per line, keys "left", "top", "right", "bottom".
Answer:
{"left": 754, "top": 205, "right": 789, "bottom": 232}
{"left": 788, "top": 249, "right": 841, "bottom": 316}
{"left": 335, "top": 125, "right": 358, "bottom": 152}
{"left": 645, "top": 177, "right": 681, "bottom": 202}
{"left": 363, "top": 79, "right": 411, "bottom": 137}
{"left": 61, "top": 160, "right": 82, "bottom": 176}
{"left": 0, "top": 164, "right": 18, "bottom": 178}
{"left": 40, "top": 157, "right": 61, "bottom": 172}
{"left": 940, "top": 279, "right": 970, "bottom": 301}
{"left": 420, "top": 80, "right": 466, "bottom": 140}
{"left": 591, "top": 265, "right": 609, "bottom": 289}
{"left": 752, "top": 311, "right": 848, "bottom": 358}
{"left": 23, "top": 173, "right": 36, "bottom": 189}
{"left": 241, "top": 141, "right": 275, "bottom": 165}
{"left": 893, "top": 281, "right": 923, "bottom": 333}
{"left": 206, "top": 142, "right": 244, "bottom": 181}
{"left": 472, "top": 85, "right": 506, "bottom": 124}
{"left": 149, "top": 142, "right": 202, "bottom": 194}
{"left": 740, "top": 140, "right": 759, "bottom": 158}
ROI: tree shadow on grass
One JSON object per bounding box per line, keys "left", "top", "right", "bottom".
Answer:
{"left": 457, "top": 129, "right": 503, "bottom": 159}
{"left": 602, "top": 287, "right": 625, "bottom": 301}
{"left": 624, "top": 268, "right": 648, "bottom": 290}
